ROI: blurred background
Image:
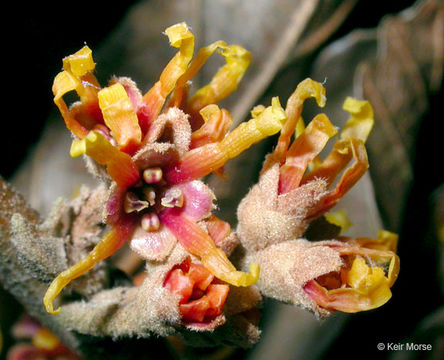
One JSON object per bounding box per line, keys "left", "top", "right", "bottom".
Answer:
{"left": 1, "top": 0, "right": 443, "bottom": 359}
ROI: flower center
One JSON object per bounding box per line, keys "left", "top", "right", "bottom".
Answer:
{"left": 123, "top": 166, "right": 184, "bottom": 232}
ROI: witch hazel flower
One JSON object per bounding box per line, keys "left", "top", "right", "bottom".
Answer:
{"left": 43, "top": 23, "right": 289, "bottom": 325}
{"left": 42, "top": 21, "right": 399, "bottom": 335}
{"left": 236, "top": 79, "right": 399, "bottom": 316}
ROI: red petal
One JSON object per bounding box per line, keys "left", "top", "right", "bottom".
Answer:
{"left": 188, "top": 263, "right": 214, "bottom": 291}
{"left": 205, "top": 284, "right": 229, "bottom": 318}
{"left": 164, "top": 268, "right": 194, "bottom": 304}
{"left": 179, "top": 297, "right": 210, "bottom": 323}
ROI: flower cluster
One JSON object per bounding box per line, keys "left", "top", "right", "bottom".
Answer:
{"left": 43, "top": 22, "right": 399, "bottom": 334}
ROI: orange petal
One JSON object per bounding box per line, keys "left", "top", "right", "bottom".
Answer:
{"left": 164, "top": 267, "right": 195, "bottom": 304}
{"left": 31, "top": 328, "right": 61, "bottom": 352}
{"left": 278, "top": 113, "right": 337, "bottom": 194}
{"left": 204, "top": 215, "right": 232, "bottom": 248}
{"left": 205, "top": 284, "right": 230, "bottom": 317}
{"left": 159, "top": 208, "right": 259, "bottom": 287}
{"left": 190, "top": 104, "right": 233, "bottom": 149}
{"left": 179, "top": 297, "right": 211, "bottom": 323}
{"left": 273, "top": 78, "right": 326, "bottom": 163}
{"left": 307, "top": 139, "right": 369, "bottom": 217}
{"left": 142, "top": 23, "right": 194, "bottom": 124}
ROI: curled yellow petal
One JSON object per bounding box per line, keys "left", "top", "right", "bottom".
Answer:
{"left": 53, "top": 71, "right": 89, "bottom": 138}
{"left": 53, "top": 45, "right": 101, "bottom": 138}
{"left": 165, "top": 97, "right": 287, "bottom": 184}
{"left": 344, "top": 231, "right": 399, "bottom": 287}
{"left": 187, "top": 44, "right": 252, "bottom": 118}
{"left": 336, "top": 240, "right": 399, "bottom": 291}
{"left": 62, "top": 45, "right": 95, "bottom": 76}
{"left": 44, "top": 223, "right": 134, "bottom": 314}
{"left": 305, "top": 233, "right": 399, "bottom": 313}
{"left": 344, "top": 257, "right": 392, "bottom": 311}
{"left": 341, "top": 97, "right": 374, "bottom": 143}
{"left": 274, "top": 78, "right": 327, "bottom": 162}
{"left": 98, "top": 83, "right": 142, "bottom": 152}
{"left": 70, "top": 131, "right": 140, "bottom": 187}
{"left": 169, "top": 40, "right": 227, "bottom": 109}
{"left": 142, "top": 22, "right": 194, "bottom": 122}
{"left": 190, "top": 104, "right": 233, "bottom": 149}
{"left": 219, "top": 97, "right": 286, "bottom": 158}
{"left": 302, "top": 96, "right": 374, "bottom": 185}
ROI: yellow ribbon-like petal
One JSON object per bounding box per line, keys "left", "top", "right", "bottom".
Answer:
{"left": 187, "top": 44, "right": 251, "bottom": 118}
{"left": 44, "top": 222, "right": 135, "bottom": 314}
{"left": 52, "top": 45, "right": 101, "bottom": 138}
{"left": 70, "top": 131, "right": 140, "bottom": 187}
{"left": 53, "top": 71, "right": 89, "bottom": 138}
{"left": 142, "top": 22, "right": 195, "bottom": 122}
{"left": 165, "top": 97, "right": 287, "bottom": 184}
{"left": 219, "top": 97, "right": 286, "bottom": 158}
{"left": 169, "top": 40, "right": 227, "bottom": 109}
{"left": 341, "top": 97, "right": 374, "bottom": 143}
{"left": 62, "top": 45, "right": 95, "bottom": 76}
{"left": 44, "top": 228, "right": 118, "bottom": 314}
{"left": 98, "top": 83, "right": 142, "bottom": 152}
